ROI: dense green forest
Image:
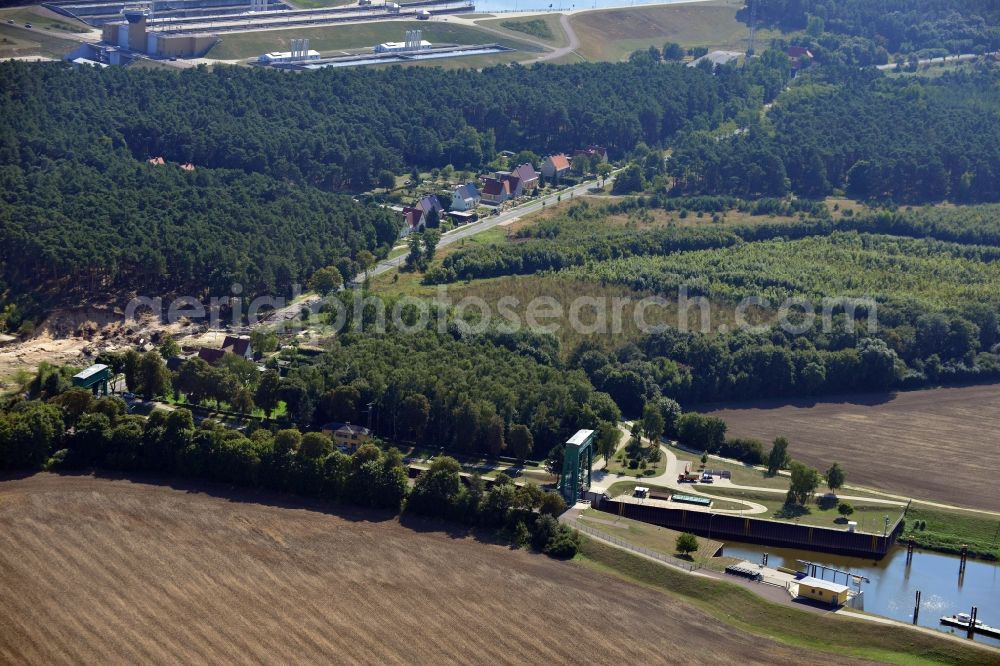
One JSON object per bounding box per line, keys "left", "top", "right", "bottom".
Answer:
{"left": 668, "top": 68, "right": 1000, "bottom": 203}
{"left": 746, "top": 0, "right": 1000, "bottom": 55}
{"left": 0, "top": 59, "right": 774, "bottom": 190}
{"left": 279, "top": 329, "right": 620, "bottom": 461}
{"left": 0, "top": 57, "right": 783, "bottom": 324}
{"left": 0, "top": 158, "right": 397, "bottom": 313}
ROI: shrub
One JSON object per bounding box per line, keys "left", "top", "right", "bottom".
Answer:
{"left": 544, "top": 525, "right": 581, "bottom": 559}
{"left": 675, "top": 533, "right": 698, "bottom": 556}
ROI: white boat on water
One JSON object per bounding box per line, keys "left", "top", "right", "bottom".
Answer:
{"left": 940, "top": 612, "right": 1000, "bottom": 638}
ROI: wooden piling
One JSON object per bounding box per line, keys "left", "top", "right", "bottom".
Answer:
{"left": 967, "top": 606, "right": 977, "bottom": 639}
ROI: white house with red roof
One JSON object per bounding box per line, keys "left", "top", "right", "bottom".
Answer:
{"left": 541, "top": 154, "right": 571, "bottom": 179}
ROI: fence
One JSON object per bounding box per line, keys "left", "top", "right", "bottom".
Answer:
{"left": 570, "top": 521, "right": 698, "bottom": 572}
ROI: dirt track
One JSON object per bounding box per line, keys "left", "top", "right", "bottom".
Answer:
{"left": 0, "top": 474, "right": 867, "bottom": 665}
{"left": 702, "top": 384, "right": 1000, "bottom": 511}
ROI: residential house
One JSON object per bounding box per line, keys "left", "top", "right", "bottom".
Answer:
{"left": 451, "top": 183, "right": 481, "bottom": 211}
{"left": 786, "top": 46, "right": 814, "bottom": 74}
{"left": 320, "top": 422, "right": 373, "bottom": 450}
{"left": 541, "top": 154, "right": 571, "bottom": 179}
{"left": 495, "top": 171, "right": 523, "bottom": 198}
{"left": 573, "top": 146, "right": 608, "bottom": 162}
{"left": 480, "top": 176, "right": 511, "bottom": 205}
{"left": 402, "top": 194, "right": 443, "bottom": 233}
{"left": 197, "top": 335, "right": 253, "bottom": 365}
{"left": 510, "top": 162, "right": 539, "bottom": 192}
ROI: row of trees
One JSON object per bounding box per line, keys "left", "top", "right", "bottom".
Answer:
{"left": 0, "top": 389, "right": 579, "bottom": 557}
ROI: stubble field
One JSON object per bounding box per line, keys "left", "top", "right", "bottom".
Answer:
{"left": 702, "top": 384, "right": 1000, "bottom": 511}
{"left": 0, "top": 474, "right": 862, "bottom": 665}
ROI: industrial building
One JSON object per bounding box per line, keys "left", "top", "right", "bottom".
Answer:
{"left": 100, "top": 9, "right": 217, "bottom": 58}
{"left": 258, "top": 38, "right": 320, "bottom": 63}
{"left": 374, "top": 30, "right": 432, "bottom": 54}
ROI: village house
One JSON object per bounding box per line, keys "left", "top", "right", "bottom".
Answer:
{"left": 480, "top": 176, "right": 512, "bottom": 205}
{"left": 573, "top": 145, "right": 608, "bottom": 162}
{"left": 320, "top": 422, "right": 373, "bottom": 450}
{"left": 450, "top": 183, "right": 481, "bottom": 211}
{"left": 786, "top": 46, "right": 814, "bottom": 74}
{"left": 402, "top": 194, "right": 444, "bottom": 233}
{"left": 510, "top": 162, "right": 539, "bottom": 191}
{"left": 541, "top": 154, "right": 571, "bottom": 179}
{"left": 197, "top": 335, "right": 253, "bottom": 365}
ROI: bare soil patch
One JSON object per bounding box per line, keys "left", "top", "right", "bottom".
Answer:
{"left": 701, "top": 384, "right": 1000, "bottom": 512}
{"left": 0, "top": 474, "right": 860, "bottom": 665}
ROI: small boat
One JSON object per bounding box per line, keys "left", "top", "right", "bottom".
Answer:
{"left": 940, "top": 613, "right": 1000, "bottom": 638}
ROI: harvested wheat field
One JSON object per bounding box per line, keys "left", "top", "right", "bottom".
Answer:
{"left": 0, "top": 474, "right": 869, "bottom": 666}
{"left": 702, "top": 384, "right": 1000, "bottom": 511}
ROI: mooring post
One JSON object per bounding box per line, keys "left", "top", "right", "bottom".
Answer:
{"left": 906, "top": 539, "right": 914, "bottom": 565}
{"left": 967, "top": 606, "right": 977, "bottom": 639}
{"left": 959, "top": 545, "right": 968, "bottom": 576}
{"left": 912, "top": 590, "right": 921, "bottom": 624}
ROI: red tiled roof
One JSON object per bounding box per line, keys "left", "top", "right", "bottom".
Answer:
{"left": 482, "top": 178, "right": 505, "bottom": 196}
{"left": 402, "top": 206, "right": 422, "bottom": 228}
{"left": 548, "top": 154, "right": 570, "bottom": 170}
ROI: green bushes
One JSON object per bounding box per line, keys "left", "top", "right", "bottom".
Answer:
{"left": 404, "top": 457, "right": 580, "bottom": 558}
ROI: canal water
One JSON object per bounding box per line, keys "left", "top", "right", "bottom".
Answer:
{"left": 720, "top": 542, "right": 1000, "bottom": 648}
{"left": 473, "top": 0, "right": 709, "bottom": 16}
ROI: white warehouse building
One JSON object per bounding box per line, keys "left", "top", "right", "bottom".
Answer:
{"left": 374, "top": 30, "right": 432, "bottom": 53}
{"left": 258, "top": 38, "right": 320, "bottom": 63}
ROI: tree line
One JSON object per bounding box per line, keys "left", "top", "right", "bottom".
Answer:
{"left": 0, "top": 388, "right": 579, "bottom": 558}
{"left": 746, "top": 0, "right": 999, "bottom": 56}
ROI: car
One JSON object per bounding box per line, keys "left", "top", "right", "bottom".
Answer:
{"left": 6, "top": 19, "right": 13, "bottom": 24}
{"left": 25, "top": 22, "right": 33, "bottom": 28}
{"left": 404, "top": 179, "right": 412, "bottom": 186}
{"left": 700, "top": 474, "right": 714, "bottom": 483}
{"left": 122, "top": 392, "right": 137, "bottom": 401}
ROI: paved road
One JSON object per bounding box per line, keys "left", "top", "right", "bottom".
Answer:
{"left": 591, "top": 424, "right": 906, "bottom": 517}
{"left": 876, "top": 51, "right": 996, "bottom": 70}
{"left": 354, "top": 174, "right": 616, "bottom": 283}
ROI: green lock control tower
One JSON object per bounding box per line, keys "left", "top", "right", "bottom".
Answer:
{"left": 72, "top": 364, "right": 111, "bottom": 396}
{"left": 558, "top": 429, "right": 595, "bottom": 505}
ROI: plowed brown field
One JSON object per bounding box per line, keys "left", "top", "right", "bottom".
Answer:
{"left": 702, "top": 384, "right": 1000, "bottom": 511}
{"left": 0, "top": 474, "right": 865, "bottom": 665}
